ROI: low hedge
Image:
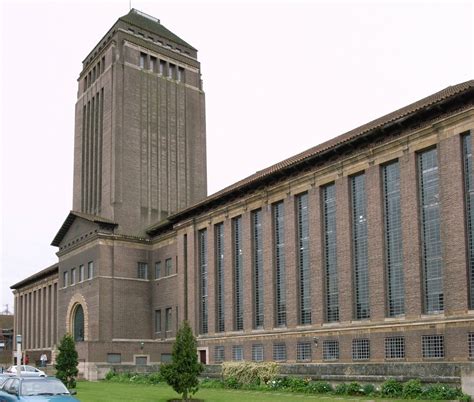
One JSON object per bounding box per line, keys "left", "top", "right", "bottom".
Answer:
{"left": 105, "top": 369, "right": 471, "bottom": 401}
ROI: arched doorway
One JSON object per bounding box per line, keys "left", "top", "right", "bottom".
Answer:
{"left": 73, "top": 305, "right": 84, "bottom": 342}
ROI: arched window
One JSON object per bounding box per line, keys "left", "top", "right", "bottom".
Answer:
{"left": 73, "top": 305, "right": 84, "bottom": 342}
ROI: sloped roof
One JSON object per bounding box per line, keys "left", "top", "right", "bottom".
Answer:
{"left": 51, "top": 211, "right": 117, "bottom": 247}
{"left": 119, "top": 9, "right": 196, "bottom": 50}
{"left": 147, "top": 79, "right": 474, "bottom": 236}
{"left": 10, "top": 263, "right": 58, "bottom": 290}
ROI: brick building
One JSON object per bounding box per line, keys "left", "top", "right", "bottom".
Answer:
{"left": 10, "top": 9, "right": 474, "bottom": 382}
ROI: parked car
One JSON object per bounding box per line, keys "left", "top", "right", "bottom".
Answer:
{"left": 0, "top": 377, "right": 79, "bottom": 401}
{"left": 0, "top": 375, "right": 10, "bottom": 387}
{"left": 5, "top": 366, "right": 46, "bottom": 377}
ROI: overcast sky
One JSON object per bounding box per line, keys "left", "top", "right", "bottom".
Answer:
{"left": 0, "top": 0, "right": 472, "bottom": 310}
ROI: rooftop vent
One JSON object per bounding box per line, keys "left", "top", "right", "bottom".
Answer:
{"left": 132, "top": 9, "right": 160, "bottom": 24}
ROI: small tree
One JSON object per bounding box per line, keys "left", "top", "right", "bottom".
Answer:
{"left": 55, "top": 334, "right": 79, "bottom": 389}
{"left": 160, "top": 320, "right": 203, "bottom": 401}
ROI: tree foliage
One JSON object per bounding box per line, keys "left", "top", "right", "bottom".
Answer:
{"left": 55, "top": 334, "right": 79, "bottom": 388}
{"left": 160, "top": 320, "right": 203, "bottom": 401}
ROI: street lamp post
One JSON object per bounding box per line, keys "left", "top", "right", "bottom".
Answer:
{"left": 16, "top": 334, "right": 22, "bottom": 377}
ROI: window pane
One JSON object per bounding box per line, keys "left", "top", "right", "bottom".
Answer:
{"left": 296, "top": 194, "right": 311, "bottom": 325}
{"left": 233, "top": 217, "right": 243, "bottom": 331}
{"left": 252, "top": 210, "right": 264, "bottom": 329}
{"left": 198, "top": 229, "right": 208, "bottom": 334}
{"left": 274, "top": 202, "right": 286, "bottom": 327}
{"left": 215, "top": 223, "right": 225, "bottom": 332}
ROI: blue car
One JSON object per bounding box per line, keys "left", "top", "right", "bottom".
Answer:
{"left": 0, "top": 377, "right": 79, "bottom": 401}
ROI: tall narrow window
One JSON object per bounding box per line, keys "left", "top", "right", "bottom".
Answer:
{"left": 323, "top": 184, "right": 339, "bottom": 322}
{"left": 73, "top": 305, "right": 84, "bottom": 342}
{"left": 165, "top": 307, "right": 172, "bottom": 332}
{"left": 150, "top": 56, "right": 156, "bottom": 72}
{"left": 252, "top": 210, "right": 264, "bottom": 329}
{"left": 155, "top": 261, "right": 161, "bottom": 279}
{"left": 63, "top": 271, "right": 69, "bottom": 288}
{"left": 177, "top": 67, "right": 184, "bottom": 82}
{"left": 274, "top": 202, "right": 286, "bottom": 327}
{"left": 71, "top": 268, "right": 76, "bottom": 285}
{"left": 139, "top": 52, "right": 146, "bottom": 69}
{"left": 351, "top": 174, "right": 370, "bottom": 319}
{"left": 418, "top": 148, "right": 444, "bottom": 313}
{"left": 198, "top": 229, "right": 208, "bottom": 334}
{"left": 159, "top": 60, "right": 166, "bottom": 75}
{"left": 463, "top": 133, "right": 474, "bottom": 309}
{"left": 215, "top": 223, "right": 225, "bottom": 332}
{"left": 87, "top": 261, "right": 94, "bottom": 279}
{"left": 382, "top": 161, "right": 405, "bottom": 317}
{"left": 79, "top": 265, "right": 85, "bottom": 282}
{"left": 296, "top": 193, "right": 311, "bottom": 324}
{"left": 168, "top": 63, "right": 175, "bottom": 79}
{"left": 165, "top": 258, "right": 173, "bottom": 276}
{"left": 155, "top": 310, "right": 161, "bottom": 333}
{"left": 233, "top": 217, "right": 243, "bottom": 331}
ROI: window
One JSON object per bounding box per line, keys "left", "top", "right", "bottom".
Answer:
{"left": 469, "top": 333, "right": 474, "bottom": 359}
{"left": 233, "top": 216, "right": 243, "bottom": 331}
{"left": 462, "top": 133, "right": 474, "bottom": 309}
{"left": 71, "top": 268, "right": 76, "bottom": 285}
{"left": 155, "top": 310, "right": 161, "bottom": 333}
{"left": 150, "top": 56, "right": 157, "bottom": 71}
{"left": 159, "top": 60, "right": 166, "bottom": 75}
{"left": 135, "top": 356, "right": 147, "bottom": 366}
{"left": 273, "top": 343, "right": 287, "bottom": 361}
{"left": 63, "top": 271, "right": 69, "bottom": 287}
{"left": 168, "top": 63, "right": 175, "bottom": 79}
{"left": 155, "top": 261, "right": 161, "bottom": 279}
{"left": 107, "top": 353, "right": 121, "bottom": 363}
{"left": 322, "top": 184, "right": 339, "bottom": 322}
{"left": 418, "top": 148, "right": 444, "bottom": 313}
{"left": 296, "top": 342, "right": 312, "bottom": 362}
{"left": 352, "top": 338, "right": 370, "bottom": 360}
{"left": 139, "top": 52, "right": 146, "bottom": 68}
{"left": 73, "top": 305, "right": 84, "bottom": 342}
{"left": 422, "top": 335, "right": 444, "bottom": 358}
{"left": 296, "top": 193, "right": 311, "bottom": 325}
{"left": 101, "top": 56, "right": 105, "bottom": 73}
{"left": 232, "top": 345, "right": 243, "bottom": 361}
{"left": 87, "top": 261, "right": 94, "bottom": 279}
{"left": 84, "top": 76, "right": 88, "bottom": 90}
{"left": 165, "top": 258, "right": 173, "bottom": 276}
{"left": 215, "top": 223, "right": 225, "bottom": 332}
{"left": 382, "top": 161, "right": 405, "bottom": 317}
{"left": 79, "top": 265, "right": 85, "bottom": 282}
{"left": 351, "top": 174, "right": 370, "bottom": 319}
{"left": 177, "top": 67, "right": 184, "bottom": 82}
{"left": 385, "top": 337, "right": 405, "bottom": 359}
{"left": 252, "top": 210, "right": 264, "bottom": 329}
{"left": 165, "top": 307, "right": 172, "bottom": 332}
{"left": 274, "top": 202, "right": 286, "bottom": 327}
{"left": 252, "top": 344, "right": 264, "bottom": 362}
{"left": 137, "top": 262, "right": 148, "bottom": 279}
{"left": 161, "top": 353, "right": 172, "bottom": 362}
{"left": 214, "top": 346, "right": 225, "bottom": 363}
{"left": 198, "top": 229, "right": 208, "bottom": 334}
{"left": 323, "top": 340, "right": 339, "bottom": 361}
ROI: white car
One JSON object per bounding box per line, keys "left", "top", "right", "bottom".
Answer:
{"left": 5, "top": 365, "right": 46, "bottom": 377}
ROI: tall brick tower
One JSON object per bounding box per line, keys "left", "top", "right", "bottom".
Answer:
{"left": 72, "top": 9, "right": 207, "bottom": 235}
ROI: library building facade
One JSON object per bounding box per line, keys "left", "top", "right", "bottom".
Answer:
{"left": 10, "top": 9, "right": 474, "bottom": 385}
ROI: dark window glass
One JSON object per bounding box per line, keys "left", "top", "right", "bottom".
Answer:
{"left": 137, "top": 262, "right": 148, "bottom": 279}
{"left": 165, "top": 258, "right": 173, "bottom": 276}
{"left": 155, "top": 310, "right": 161, "bottom": 333}
{"left": 422, "top": 335, "right": 444, "bottom": 358}
{"left": 274, "top": 202, "right": 286, "bottom": 327}
{"left": 165, "top": 308, "right": 172, "bottom": 332}
{"left": 385, "top": 336, "right": 405, "bottom": 359}
{"left": 352, "top": 338, "right": 370, "bottom": 360}
{"left": 323, "top": 184, "right": 339, "bottom": 322}
{"left": 382, "top": 161, "right": 405, "bottom": 316}
{"left": 273, "top": 343, "right": 287, "bottom": 361}
{"left": 139, "top": 52, "right": 146, "bottom": 69}
{"left": 135, "top": 356, "right": 147, "bottom": 365}
{"left": 323, "top": 340, "right": 339, "bottom": 361}
{"left": 88, "top": 261, "right": 94, "bottom": 279}
{"left": 155, "top": 261, "right": 161, "bottom": 279}
{"left": 469, "top": 333, "right": 474, "bottom": 359}
{"left": 214, "top": 346, "right": 225, "bottom": 363}
{"left": 215, "top": 223, "right": 225, "bottom": 332}
{"left": 79, "top": 265, "right": 84, "bottom": 282}
{"left": 73, "top": 305, "right": 84, "bottom": 342}
{"left": 198, "top": 229, "right": 208, "bottom": 334}
{"left": 233, "top": 217, "right": 243, "bottom": 331}
{"left": 351, "top": 174, "right": 370, "bottom": 319}
{"left": 296, "top": 193, "right": 311, "bottom": 324}
{"left": 63, "top": 271, "right": 68, "bottom": 287}
{"left": 462, "top": 134, "right": 474, "bottom": 309}
{"left": 232, "top": 345, "right": 243, "bottom": 361}
{"left": 107, "top": 353, "right": 121, "bottom": 363}
{"left": 418, "top": 148, "right": 444, "bottom": 313}
{"left": 252, "top": 210, "right": 264, "bottom": 329}
{"left": 296, "top": 342, "right": 312, "bottom": 361}
{"left": 252, "top": 344, "right": 264, "bottom": 362}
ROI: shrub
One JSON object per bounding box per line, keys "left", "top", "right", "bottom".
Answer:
{"left": 402, "top": 379, "right": 423, "bottom": 399}
{"left": 334, "top": 383, "right": 348, "bottom": 395}
{"left": 422, "top": 383, "right": 465, "bottom": 400}
{"left": 381, "top": 378, "right": 403, "bottom": 397}
{"left": 347, "top": 381, "right": 363, "bottom": 395}
{"left": 221, "top": 361, "right": 279, "bottom": 386}
{"left": 160, "top": 320, "right": 203, "bottom": 401}
{"left": 362, "top": 383, "right": 376, "bottom": 396}
{"left": 55, "top": 334, "right": 79, "bottom": 389}
{"left": 308, "top": 381, "right": 332, "bottom": 394}
{"left": 224, "top": 376, "right": 241, "bottom": 389}
{"left": 200, "top": 378, "right": 224, "bottom": 389}
{"left": 286, "top": 377, "right": 308, "bottom": 392}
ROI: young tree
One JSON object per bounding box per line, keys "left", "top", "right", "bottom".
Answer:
{"left": 160, "top": 320, "right": 203, "bottom": 401}
{"left": 55, "top": 334, "right": 79, "bottom": 389}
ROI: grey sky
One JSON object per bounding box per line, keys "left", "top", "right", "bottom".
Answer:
{"left": 1, "top": 0, "right": 472, "bottom": 310}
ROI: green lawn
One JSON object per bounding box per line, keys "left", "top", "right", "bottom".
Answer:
{"left": 75, "top": 381, "right": 427, "bottom": 402}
